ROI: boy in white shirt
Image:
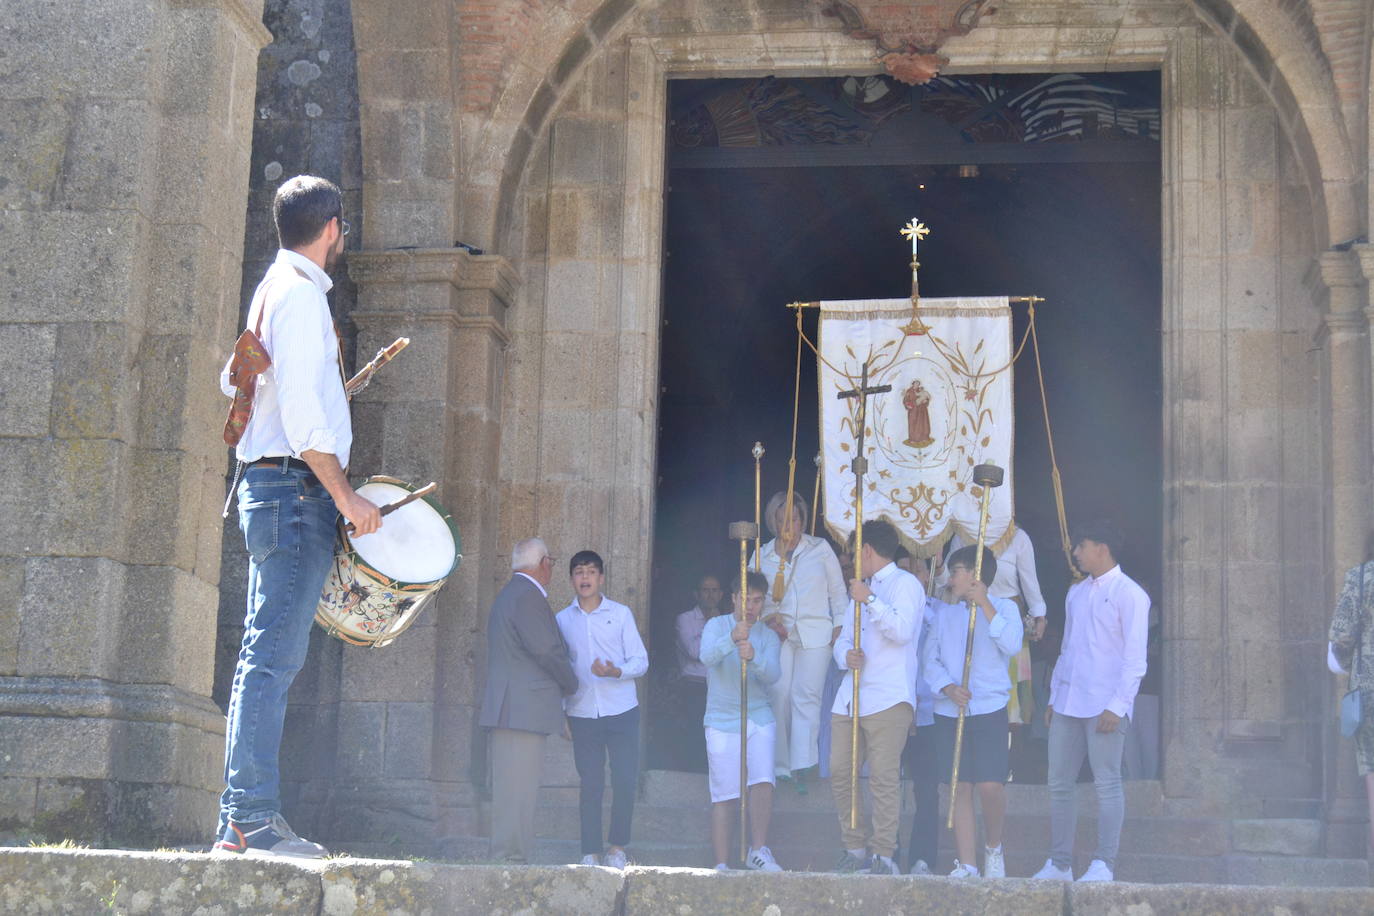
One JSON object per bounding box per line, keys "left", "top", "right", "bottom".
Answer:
{"left": 1033, "top": 522, "right": 1149, "bottom": 884}
{"left": 924, "top": 544, "right": 1024, "bottom": 878}
{"left": 830, "top": 520, "right": 924, "bottom": 876}
{"left": 555, "top": 550, "right": 649, "bottom": 868}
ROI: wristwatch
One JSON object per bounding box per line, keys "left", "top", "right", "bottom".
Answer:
{"left": 863, "top": 594, "right": 876, "bottom": 606}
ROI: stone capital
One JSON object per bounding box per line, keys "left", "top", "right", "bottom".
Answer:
{"left": 348, "top": 248, "right": 519, "bottom": 306}
{"left": 1316, "top": 249, "right": 1364, "bottom": 293}
{"left": 1352, "top": 243, "right": 1374, "bottom": 286}
{"left": 170, "top": 0, "right": 274, "bottom": 49}
{"left": 348, "top": 248, "right": 519, "bottom": 343}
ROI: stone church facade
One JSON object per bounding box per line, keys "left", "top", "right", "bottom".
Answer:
{"left": 4, "top": 0, "right": 1374, "bottom": 863}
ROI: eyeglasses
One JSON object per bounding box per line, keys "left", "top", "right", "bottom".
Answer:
{"left": 339, "top": 217, "right": 351, "bottom": 236}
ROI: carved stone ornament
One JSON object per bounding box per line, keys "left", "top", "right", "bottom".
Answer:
{"left": 823, "top": 0, "right": 992, "bottom": 84}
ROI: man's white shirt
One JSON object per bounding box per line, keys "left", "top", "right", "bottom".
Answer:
{"left": 831, "top": 561, "right": 923, "bottom": 718}
{"left": 1050, "top": 565, "right": 1149, "bottom": 719}
{"left": 219, "top": 249, "right": 352, "bottom": 468}
{"left": 556, "top": 595, "right": 648, "bottom": 718}
{"left": 754, "top": 534, "right": 849, "bottom": 649}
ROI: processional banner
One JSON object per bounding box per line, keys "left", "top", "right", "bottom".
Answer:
{"left": 819, "top": 297, "right": 1014, "bottom": 557}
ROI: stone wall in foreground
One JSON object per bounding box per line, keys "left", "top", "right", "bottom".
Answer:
{"left": 2, "top": 850, "right": 1374, "bottom": 916}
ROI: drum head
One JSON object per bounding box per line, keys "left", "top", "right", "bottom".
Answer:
{"left": 350, "top": 480, "right": 458, "bottom": 584}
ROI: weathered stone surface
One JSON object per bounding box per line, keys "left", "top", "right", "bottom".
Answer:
{"left": 1232, "top": 818, "right": 1324, "bottom": 856}
{"left": 1067, "top": 880, "right": 1374, "bottom": 914}
{"left": 622, "top": 867, "right": 1067, "bottom": 914}
{"left": 0, "top": 849, "right": 321, "bottom": 916}
{"left": 318, "top": 860, "right": 624, "bottom": 915}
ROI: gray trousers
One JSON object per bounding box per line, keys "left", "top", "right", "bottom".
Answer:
{"left": 490, "top": 728, "right": 546, "bottom": 862}
{"left": 1048, "top": 712, "right": 1128, "bottom": 870}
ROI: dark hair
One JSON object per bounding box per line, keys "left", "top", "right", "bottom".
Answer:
{"left": 1073, "top": 520, "right": 1123, "bottom": 561}
{"left": 568, "top": 550, "right": 603, "bottom": 575}
{"left": 861, "top": 519, "right": 900, "bottom": 560}
{"left": 697, "top": 573, "right": 723, "bottom": 590}
{"left": 730, "top": 571, "right": 769, "bottom": 596}
{"left": 893, "top": 544, "right": 911, "bottom": 563}
{"left": 273, "top": 175, "right": 343, "bottom": 250}
{"left": 947, "top": 544, "right": 998, "bottom": 587}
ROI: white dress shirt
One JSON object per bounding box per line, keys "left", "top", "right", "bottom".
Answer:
{"left": 1050, "top": 565, "right": 1149, "bottom": 719}
{"left": 675, "top": 606, "right": 710, "bottom": 681}
{"left": 556, "top": 595, "right": 648, "bottom": 719}
{"left": 937, "top": 527, "right": 1046, "bottom": 617}
{"left": 754, "top": 534, "right": 849, "bottom": 649}
{"left": 219, "top": 249, "right": 352, "bottom": 468}
{"left": 924, "top": 595, "right": 1024, "bottom": 717}
{"left": 832, "top": 560, "right": 923, "bottom": 718}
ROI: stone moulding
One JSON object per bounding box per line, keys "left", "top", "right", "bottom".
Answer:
{"left": 0, "top": 676, "right": 225, "bottom": 734}
{"left": 348, "top": 249, "right": 520, "bottom": 306}
{"left": 167, "top": 0, "right": 274, "bottom": 48}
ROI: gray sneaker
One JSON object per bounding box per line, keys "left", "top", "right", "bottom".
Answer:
{"left": 869, "top": 854, "right": 900, "bottom": 876}
{"left": 909, "top": 858, "right": 932, "bottom": 876}
{"left": 212, "top": 814, "right": 328, "bottom": 859}
{"left": 834, "top": 850, "right": 869, "bottom": 873}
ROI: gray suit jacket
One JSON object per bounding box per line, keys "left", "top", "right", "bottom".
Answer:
{"left": 479, "top": 574, "right": 579, "bottom": 735}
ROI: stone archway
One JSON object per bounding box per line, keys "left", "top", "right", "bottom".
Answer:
{"left": 341, "top": 0, "right": 1374, "bottom": 850}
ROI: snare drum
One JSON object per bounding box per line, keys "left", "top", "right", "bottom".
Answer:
{"left": 315, "top": 476, "right": 461, "bottom": 647}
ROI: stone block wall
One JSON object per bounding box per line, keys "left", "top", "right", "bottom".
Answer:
{"left": 0, "top": 0, "right": 270, "bottom": 845}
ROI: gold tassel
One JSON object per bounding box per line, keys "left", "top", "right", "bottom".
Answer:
{"left": 772, "top": 559, "right": 787, "bottom": 603}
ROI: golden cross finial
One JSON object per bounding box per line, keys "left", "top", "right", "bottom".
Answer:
{"left": 900, "top": 220, "right": 930, "bottom": 244}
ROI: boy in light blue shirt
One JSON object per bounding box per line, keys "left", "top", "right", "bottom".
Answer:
{"left": 924, "top": 544, "right": 1023, "bottom": 878}
{"left": 700, "top": 571, "right": 783, "bottom": 871}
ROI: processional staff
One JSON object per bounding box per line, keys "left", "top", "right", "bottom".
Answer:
{"left": 809, "top": 452, "right": 821, "bottom": 538}
{"left": 835, "top": 360, "right": 891, "bottom": 830}
{"left": 728, "top": 519, "right": 758, "bottom": 865}
{"left": 946, "top": 462, "right": 1004, "bottom": 829}
{"left": 752, "top": 443, "right": 765, "bottom": 571}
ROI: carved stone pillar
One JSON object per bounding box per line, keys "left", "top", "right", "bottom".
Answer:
{"left": 315, "top": 248, "right": 513, "bottom": 846}
{"left": 1316, "top": 248, "right": 1370, "bottom": 849}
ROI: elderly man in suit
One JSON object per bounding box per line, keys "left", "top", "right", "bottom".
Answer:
{"left": 480, "top": 537, "right": 579, "bottom": 862}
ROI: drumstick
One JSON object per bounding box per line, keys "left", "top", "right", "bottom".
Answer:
{"left": 345, "top": 337, "right": 410, "bottom": 398}
{"left": 345, "top": 482, "right": 437, "bottom": 533}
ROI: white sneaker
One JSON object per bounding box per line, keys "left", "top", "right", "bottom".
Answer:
{"left": 579, "top": 854, "right": 600, "bottom": 866}
{"left": 948, "top": 859, "right": 980, "bottom": 878}
{"left": 909, "top": 858, "right": 932, "bottom": 876}
{"left": 1077, "top": 859, "right": 1114, "bottom": 882}
{"left": 713, "top": 862, "right": 730, "bottom": 872}
{"left": 603, "top": 847, "right": 628, "bottom": 869}
{"left": 1032, "top": 858, "right": 1073, "bottom": 881}
{"left": 983, "top": 845, "right": 1005, "bottom": 878}
{"left": 746, "top": 845, "right": 783, "bottom": 872}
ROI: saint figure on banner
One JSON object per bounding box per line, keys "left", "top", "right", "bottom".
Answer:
{"left": 903, "top": 379, "right": 934, "bottom": 449}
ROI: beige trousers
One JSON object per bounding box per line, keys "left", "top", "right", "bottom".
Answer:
{"left": 489, "top": 728, "right": 546, "bottom": 862}
{"left": 829, "top": 702, "right": 913, "bottom": 857}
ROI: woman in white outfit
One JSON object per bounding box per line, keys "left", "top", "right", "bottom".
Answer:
{"left": 754, "top": 492, "right": 849, "bottom": 785}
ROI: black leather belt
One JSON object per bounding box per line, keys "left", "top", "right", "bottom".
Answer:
{"left": 251, "top": 456, "right": 313, "bottom": 474}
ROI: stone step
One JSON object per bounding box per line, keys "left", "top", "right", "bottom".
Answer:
{"left": 1231, "top": 818, "right": 1324, "bottom": 856}
{"left": 429, "top": 835, "right": 1371, "bottom": 887}
{"left": 633, "top": 769, "right": 1167, "bottom": 815}
{"left": 511, "top": 797, "right": 1232, "bottom": 861}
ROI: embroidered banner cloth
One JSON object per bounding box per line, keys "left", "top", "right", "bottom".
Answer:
{"left": 819, "top": 297, "right": 1014, "bottom": 556}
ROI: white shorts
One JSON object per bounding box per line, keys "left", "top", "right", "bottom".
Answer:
{"left": 705, "top": 722, "right": 777, "bottom": 803}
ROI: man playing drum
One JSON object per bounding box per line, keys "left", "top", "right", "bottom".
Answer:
{"left": 214, "top": 176, "right": 380, "bottom": 858}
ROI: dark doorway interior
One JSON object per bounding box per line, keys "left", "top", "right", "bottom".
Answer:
{"left": 646, "top": 74, "right": 1163, "bottom": 775}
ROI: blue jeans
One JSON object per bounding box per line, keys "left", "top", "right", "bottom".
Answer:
{"left": 218, "top": 463, "right": 338, "bottom": 831}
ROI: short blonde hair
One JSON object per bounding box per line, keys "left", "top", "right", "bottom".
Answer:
{"left": 765, "top": 491, "right": 809, "bottom": 537}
